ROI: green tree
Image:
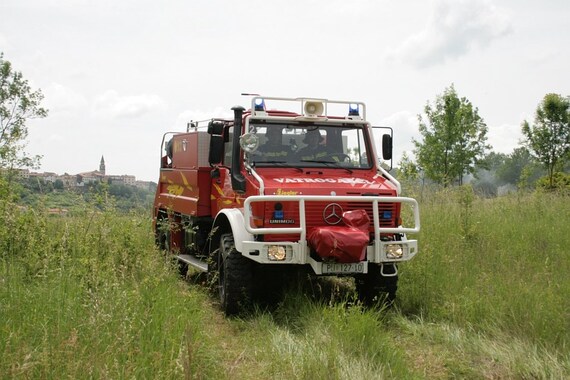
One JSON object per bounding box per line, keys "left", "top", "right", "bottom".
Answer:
{"left": 397, "top": 151, "right": 420, "bottom": 181}
{"left": 522, "top": 93, "right": 570, "bottom": 188}
{"left": 0, "top": 53, "right": 48, "bottom": 170}
{"left": 495, "top": 147, "right": 543, "bottom": 187}
{"left": 413, "top": 84, "right": 489, "bottom": 187}
{"left": 54, "top": 179, "right": 64, "bottom": 190}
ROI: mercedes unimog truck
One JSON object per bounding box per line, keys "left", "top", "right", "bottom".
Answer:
{"left": 153, "top": 96, "right": 420, "bottom": 315}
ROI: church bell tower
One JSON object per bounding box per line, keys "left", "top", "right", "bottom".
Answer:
{"left": 99, "top": 156, "right": 106, "bottom": 176}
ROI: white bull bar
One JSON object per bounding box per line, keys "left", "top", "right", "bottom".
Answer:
{"left": 240, "top": 195, "right": 420, "bottom": 273}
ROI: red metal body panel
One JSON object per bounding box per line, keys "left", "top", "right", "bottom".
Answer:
{"left": 154, "top": 132, "right": 216, "bottom": 217}
{"left": 155, "top": 168, "right": 212, "bottom": 216}
{"left": 210, "top": 167, "right": 243, "bottom": 215}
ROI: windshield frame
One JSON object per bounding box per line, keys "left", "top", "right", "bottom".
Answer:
{"left": 246, "top": 121, "right": 373, "bottom": 170}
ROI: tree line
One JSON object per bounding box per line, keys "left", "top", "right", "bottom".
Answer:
{"left": 399, "top": 84, "right": 569, "bottom": 194}
{"left": 13, "top": 177, "right": 156, "bottom": 212}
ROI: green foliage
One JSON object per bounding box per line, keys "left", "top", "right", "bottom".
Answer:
{"left": 0, "top": 53, "right": 47, "bottom": 170}
{"left": 397, "top": 151, "right": 420, "bottom": 181}
{"left": 12, "top": 178, "right": 156, "bottom": 213}
{"left": 1, "top": 191, "right": 569, "bottom": 378}
{"left": 536, "top": 172, "right": 570, "bottom": 193}
{"left": 522, "top": 93, "right": 570, "bottom": 188}
{"left": 400, "top": 191, "right": 570, "bottom": 356}
{"left": 0, "top": 207, "right": 224, "bottom": 379}
{"left": 495, "top": 147, "right": 544, "bottom": 188}
{"left": 414, "top": 84, "right": 490, "bottom": 187}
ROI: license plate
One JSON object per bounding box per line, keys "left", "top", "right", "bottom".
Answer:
{"left": 322, "top": 262, "right": 365, "bottom": 274}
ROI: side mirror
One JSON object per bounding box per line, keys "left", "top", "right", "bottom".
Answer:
{"left": 382, "top": 134, "right": 393, "bottom": 160}
{"left": 209, "top": 135, "right": 224, "bottom": 164}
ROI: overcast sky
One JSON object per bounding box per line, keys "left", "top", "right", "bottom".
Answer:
{"left": 1, "top": 0, "right": 568, "bottom": 181}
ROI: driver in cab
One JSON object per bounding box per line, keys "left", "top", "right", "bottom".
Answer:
{"left": 296, "top": 129, "right": 328, "bottom": 161}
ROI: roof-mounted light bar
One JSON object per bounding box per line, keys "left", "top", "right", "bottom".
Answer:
{"left": 249, "top": 96, "right": 366, "bottom": 121}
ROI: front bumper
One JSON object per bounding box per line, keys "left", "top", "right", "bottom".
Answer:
{"left": 241, "top": 238, "right": 418, "bottom": 274}
{"left": 241, "top": 195, "right": 420, "bottom": 274}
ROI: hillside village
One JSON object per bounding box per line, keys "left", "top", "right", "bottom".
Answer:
{"left": 11, "top": 156, "right": 155, "bottom": 191}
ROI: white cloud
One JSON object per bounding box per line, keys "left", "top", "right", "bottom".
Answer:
{"left": 93, "top": 90, "right": 166, "bottom": 119}
{"left": 44, "top": 82, "right": 88, "bottom": 112}
{"left": 386, "top": 0, "right": 512, "bottom": 68}
{"left": 0, "top": 33, "right": 9, "bottom": 50}
{"left": 487, "top": 123, "right": 524, "bottom": 154}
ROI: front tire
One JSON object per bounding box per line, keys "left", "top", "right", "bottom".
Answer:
{"left": 218, "top": 233, "right": 253, "bottom": 316}
{"left": 355, "top": 264, "right": 398, "bottom": 306}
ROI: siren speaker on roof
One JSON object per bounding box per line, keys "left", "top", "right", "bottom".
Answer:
{"left": 304, "top": 101, "right": 324, "bottom": 117}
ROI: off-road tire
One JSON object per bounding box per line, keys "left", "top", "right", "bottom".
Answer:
{"left": 155, "top": 214, "right": 171, "bottom": 252}
{"left": 355, "top": 264, "right": 398, "bottom": 306}
{"left": 218, "top": 233, "right": 253, "bottom": 316}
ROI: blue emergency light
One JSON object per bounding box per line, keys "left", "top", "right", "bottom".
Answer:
{"left": 254, "top": 98, "right": 266, "bottom": 111}
{"left": 348, "top": 103, "right": 359, "bottom": 116}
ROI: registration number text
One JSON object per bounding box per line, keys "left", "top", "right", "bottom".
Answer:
{"left": 322, "top": 262, "right": 365, "bottom": 274}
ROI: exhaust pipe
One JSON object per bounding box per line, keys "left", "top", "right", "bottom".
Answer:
{"left": 231, "top": 106, "right": 246, "bottom": 193}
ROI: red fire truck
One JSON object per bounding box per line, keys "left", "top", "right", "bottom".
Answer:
{"left": 153, "top": 96, "right": 420, "bottom": 315}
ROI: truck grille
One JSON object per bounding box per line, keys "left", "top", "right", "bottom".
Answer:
{"left": 301, "top": 201, "right": 397, "bottom": 229}
{"left": 263, "top": 197, "right": 398, "bottom": 241}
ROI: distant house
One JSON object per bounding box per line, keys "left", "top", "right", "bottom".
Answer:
{"left": 0, "top": 168, "right": 30, "bottom": 180}
{"left": 107, "top": 175, "right": 136, "bottom": 186}
{"left": 135, "top": 180, "right": 155, "bottom": 190}
{"left": 13, "top": 155, "right": 147, "bottom": 191}
{"left": 60, "top": 173, "right": 80, "bottom": 188}
{"left": 77, "top": 170, "right": 105, "bottom": 185}
{"left": 28, "top": 171, "right": 58, "bottom": 182}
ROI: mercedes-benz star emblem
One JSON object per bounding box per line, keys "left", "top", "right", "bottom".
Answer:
{"left": 323, "top": 203, "right": 343, "bottom": 225}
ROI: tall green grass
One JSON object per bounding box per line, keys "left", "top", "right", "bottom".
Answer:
{"left": 400, "top": 188, "right": 570, "bottom": 351}
{"left": 1, "top": 189, "right": 569, "bottom": 379}
{"left": 0, "top": 204, "right": 223, "bottom": 379}
{"left": 229, "top": 294, "right": 417, "bottom": 379}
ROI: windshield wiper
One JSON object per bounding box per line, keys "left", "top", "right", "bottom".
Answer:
{"left": 299, "top": 160, "right": 353, "bottom": 174}
{"left": 252, "top": 161, "right": 304, "bottom": 172}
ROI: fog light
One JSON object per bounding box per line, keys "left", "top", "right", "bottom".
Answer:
{"left": 385, "top": 244, "right": 404, "bottom": 259}
{"left": 268, "top": 245, "right": 286, "bottom": 261}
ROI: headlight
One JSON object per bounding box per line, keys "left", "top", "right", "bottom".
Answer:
{"left": 385, "top": 244, "right": 404, "bottom": 259}
{"left": 267, "top": 245, "right": 287, "bottom": 261}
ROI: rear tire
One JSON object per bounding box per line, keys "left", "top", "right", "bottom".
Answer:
{"left": 218, "top": 233, "right": 253, "bottom": 316}
{"left": 155, "top": 213, "right": 171, "bottom": 252}
{"left": 156, "top": 213, "right": 188, "bottom": 276}
{"left": 355, "top": 264, "right": 398, "bottom": 306}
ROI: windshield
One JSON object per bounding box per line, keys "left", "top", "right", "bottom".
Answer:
{"left": 247, "top": 123, "right": 372, "bottom": 169}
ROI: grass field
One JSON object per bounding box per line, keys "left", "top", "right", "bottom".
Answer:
{"left": 1, "top": 190, "right": 569, "bottom": 379}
